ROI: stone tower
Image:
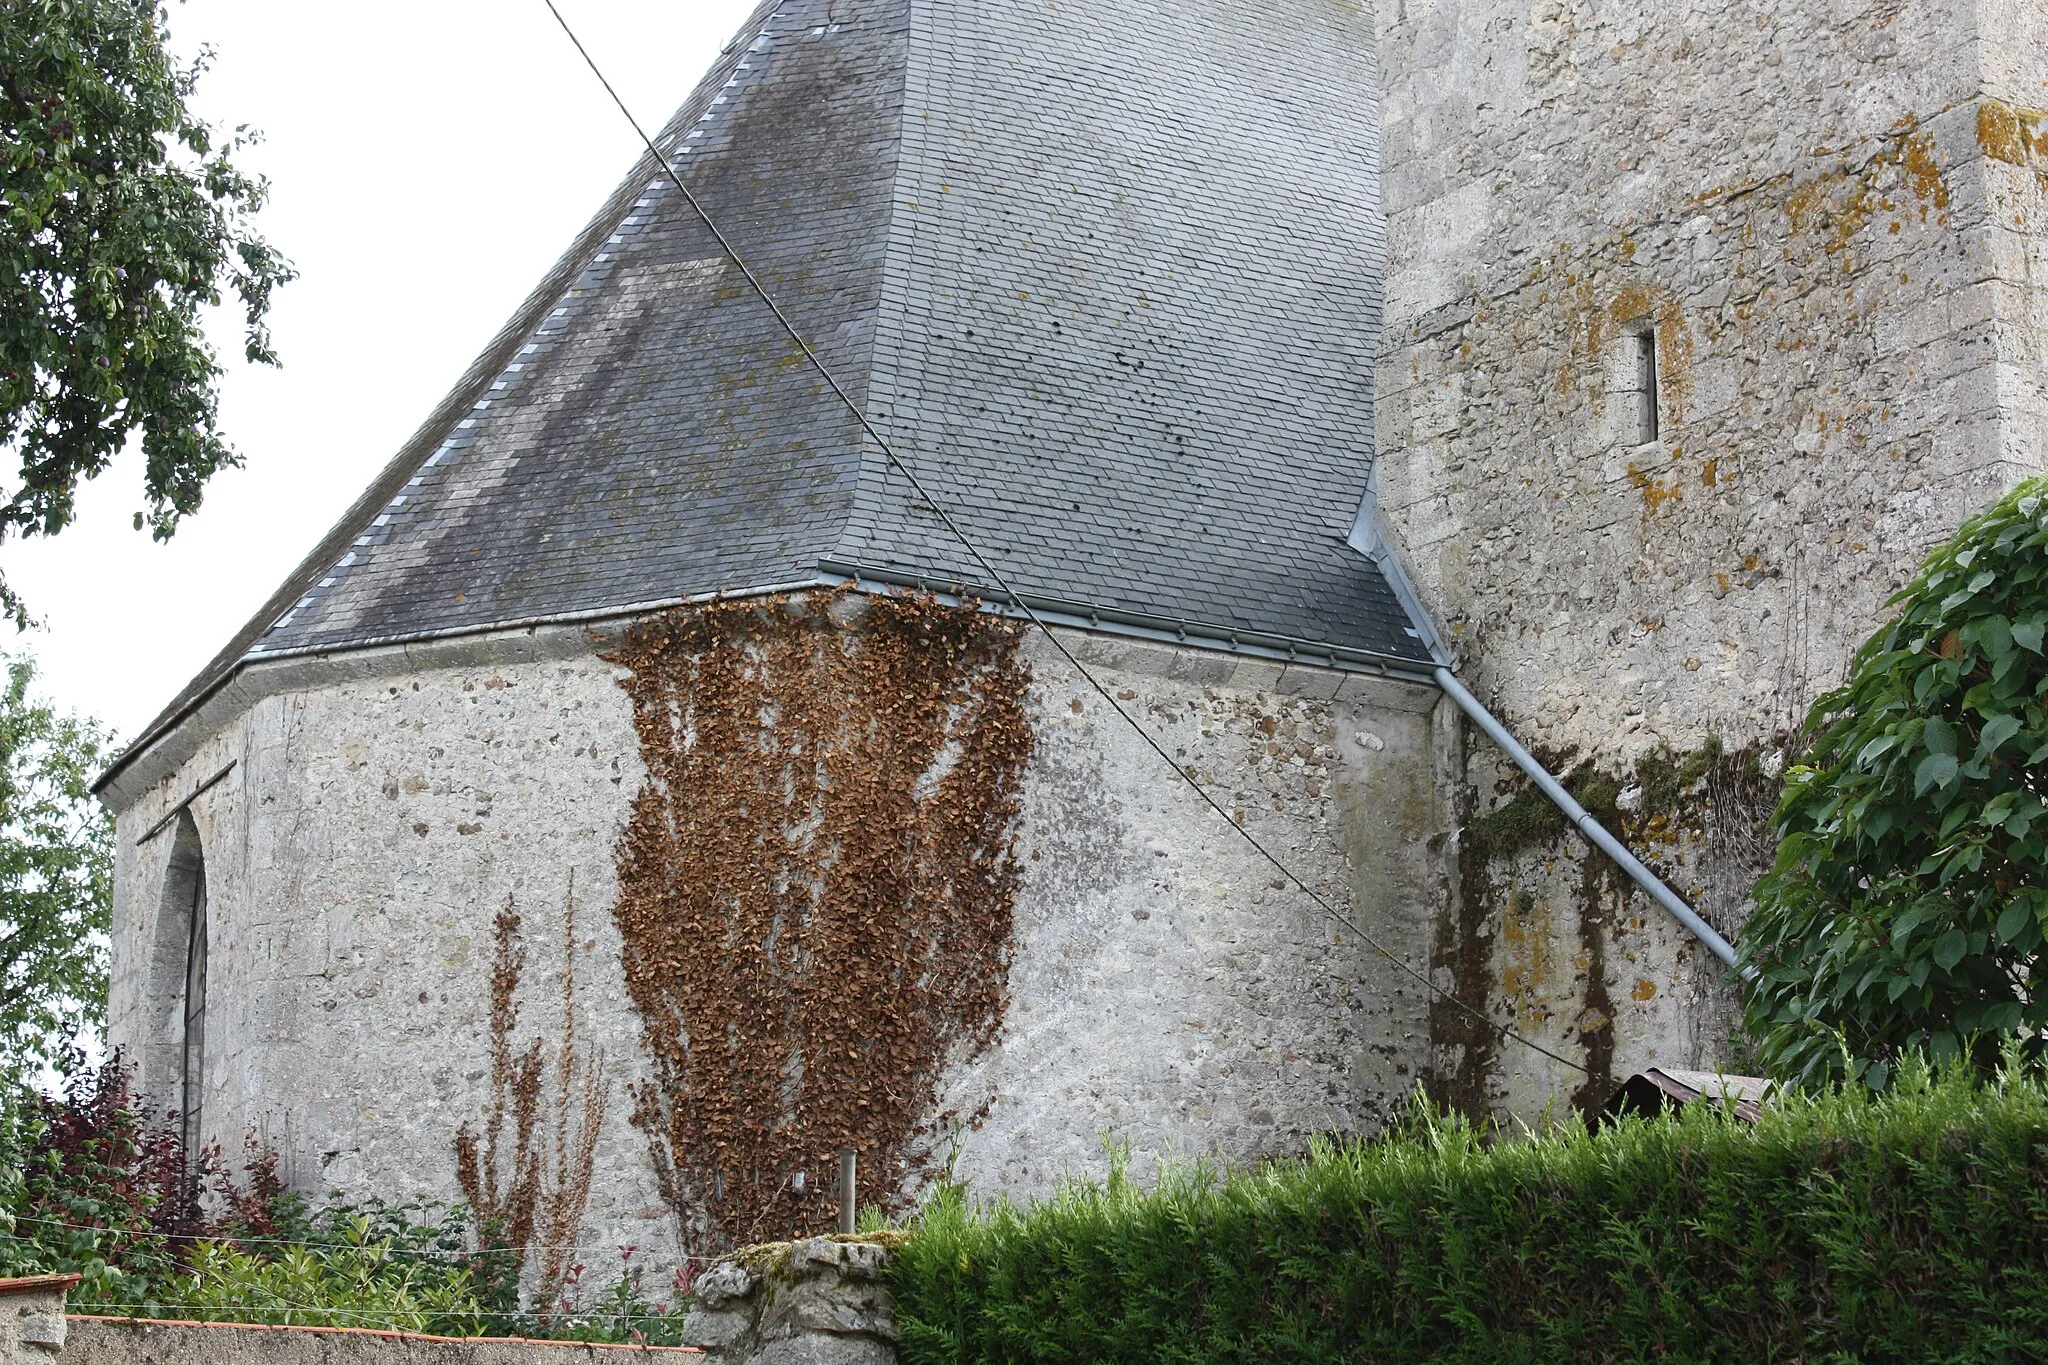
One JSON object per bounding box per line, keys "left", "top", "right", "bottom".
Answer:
{"left": 98, "top": 0, "right": 1454, "bottom": 1272}
{"left": 1374, "top": 0, "right": 2048, "bottom": 1114}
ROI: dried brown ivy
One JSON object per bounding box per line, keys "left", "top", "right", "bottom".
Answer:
{"left": 604, "top": 589, "right": 1033, "bottom": 1252}
{"left": 453, "top": 882, "right": 608, "bottom": 1313}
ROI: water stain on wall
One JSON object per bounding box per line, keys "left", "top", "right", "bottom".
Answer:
{"left": 1433, "top": 737, "right": 1784, "bottom": 1120}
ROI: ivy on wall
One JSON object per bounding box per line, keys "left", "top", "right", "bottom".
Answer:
{"left": 453, "top": 884, "right": 608, "bottom": 1315}
{"left": 605, "top": 590, "right": 1033, "bottom": 1252}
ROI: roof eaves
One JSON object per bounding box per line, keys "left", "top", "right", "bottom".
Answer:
{"left": 816, "top": 557, "right": 1439, "bottom": 682}
{"left": 95, "top": 575, "right": 834, "bottom": 808}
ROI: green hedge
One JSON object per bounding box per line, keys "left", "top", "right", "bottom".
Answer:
{"left": 890, "top": 1065, "right": 2048, "bottom": 1363}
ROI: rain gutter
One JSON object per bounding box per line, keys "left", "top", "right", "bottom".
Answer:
{"left": 1347, "top": 468, "right": 1740, "bottom": 969}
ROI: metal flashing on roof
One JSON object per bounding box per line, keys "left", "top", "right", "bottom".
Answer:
{"left": 1346, "top": 463, "right": 1452, "bottom": 668}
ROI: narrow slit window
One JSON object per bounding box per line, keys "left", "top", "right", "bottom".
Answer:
{"left": 153, "top": 811, "right": 209, "bottom": 1163}
{"left": 181, "top": 857, "right": 208, "bottom": 1160}
{"left": 1632, "top": 326, "right": 1660, "bottom": 444}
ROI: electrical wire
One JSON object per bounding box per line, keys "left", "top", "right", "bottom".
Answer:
{"left": 539, "top": 1, "right": 1587, "bottom": 1078}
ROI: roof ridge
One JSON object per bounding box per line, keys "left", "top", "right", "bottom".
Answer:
{"left": 825, "top": 0, "right": 938, "bottom": 574}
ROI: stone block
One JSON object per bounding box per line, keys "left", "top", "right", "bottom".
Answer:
{"left": 1165, "top": 649, "right": 1237, "bottom": 687}
{"left": 1334, "top": 672, "right": 1440, "bottom": 716}
{"left": 683, "top": 1238, "right": 901, "bottom": 1365}
{"left": 1227, "top": 659, "right": 1287, "bottom": 695}
{"left": 1275, "top": 664, "right": 1344, "bottom": 700}
{"left": 0, "top": 1274, "right": 75, "bottom": 1361}
{"left": 1106, "top": 642, "right": 1183, "bottom": 679}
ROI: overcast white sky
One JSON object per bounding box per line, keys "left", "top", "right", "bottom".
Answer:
{"left": 0, "top": 0, "right": 758, "bottom": 739}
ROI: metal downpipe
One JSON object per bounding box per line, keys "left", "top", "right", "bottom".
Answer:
{"left": 1432, "top": 666, "right": 1741, "bottom": 969}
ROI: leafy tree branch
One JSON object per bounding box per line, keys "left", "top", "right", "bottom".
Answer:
{"left": 0, "top": 653, "right": 110, "bottom": 1083}
{"left": 1, "top": 0, "right": 292, "bottom": 623}
{"left": 1741, "top": 475, "right": 2048, "bottom": 1089}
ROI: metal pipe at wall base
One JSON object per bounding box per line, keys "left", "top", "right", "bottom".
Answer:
{"left": 1433, "top": 666, "right": 1741, "bottom": 970}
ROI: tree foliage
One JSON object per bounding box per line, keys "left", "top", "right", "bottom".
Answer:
{"left": 0, "top": 0, "right": 290, "bottom": 621}
{"left": 1740, "top": 476, "right": 2048, "bottom": 1089}
{"left": 0, "top": 1048, "right": 493, "bottom": 1333}
{"left": 0, "top": 653, "right": 110, "bottom": 1083}
{"left": 0, "top": 1045, "right": 199, "bottom": 1300}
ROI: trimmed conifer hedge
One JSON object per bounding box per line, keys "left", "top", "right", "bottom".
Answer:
{"left": 889, "top": 1065, "right": 2048, "bottom": 1363}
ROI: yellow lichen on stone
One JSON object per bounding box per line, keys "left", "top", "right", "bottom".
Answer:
{"left": 1977, "top": 98, "right": 2048, "bottom": 195}
{"left": 1977, "top": 98, "right": 2047, "bottom": 168}
{"left": 1499, "top": 888, "right": 1559, "bottom": 1026}
{"left": 1900, "top": 130, "right": 1949, "bottom": 212}
{"left": 1628, "top": 461, "right": 1684, "bottom": 517}
{"left": 1784, "top": 118, "right": 1951, "bottom": 263}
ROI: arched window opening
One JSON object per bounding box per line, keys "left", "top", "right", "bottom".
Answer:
{"left": 152, "top": 812, "right": 208, "bottom": 1160}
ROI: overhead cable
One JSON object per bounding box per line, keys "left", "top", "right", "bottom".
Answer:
{"left": 538, "top": 0, "right": 1588, "bottom": 1077}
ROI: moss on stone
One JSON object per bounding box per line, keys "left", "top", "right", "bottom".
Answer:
{"left": 1465, "top": 790, "right": 1568, "bottom": 859}
{"left": 1464, "top": 760, "right": 1622, "bottom": 859}
{"left": 1636, "top": 735, "right": 1722, "bottom": 819}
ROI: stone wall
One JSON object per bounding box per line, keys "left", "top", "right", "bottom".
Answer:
{"left": 106, "top": 627, "right": 668, "bottom": 1277}
{"left": 1375, "top": 0, "right": 2048, "bottom": 1117}
{"left": 0, "top": 1275, "right": 77, "bottom": 1361}
{"left": 679, "top": 1238, "right": 899, "bottom": 1365}
{"left": 105, "top": 599, "right": 1445, "bottom": 1274}
{"left": 61, "top": 1319, "right": 696, "bottom": 1363}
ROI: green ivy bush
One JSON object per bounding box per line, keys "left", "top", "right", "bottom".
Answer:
{"left": 1740, "top": 475, "right": 2048, "bottom": 1089}
{"left": 890, "top": 1062, "right": 2048, "bottom": 1364}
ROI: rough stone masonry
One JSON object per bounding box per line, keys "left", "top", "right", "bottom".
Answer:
{"left": 1375, "top": 0, "right": 2048, "bottom": 1116}
{"left": 105, "top": 616, "right": 1445, "bottom": 1276}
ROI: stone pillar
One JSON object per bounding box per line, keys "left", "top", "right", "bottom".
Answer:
{"left": 681, "top": 1238, "right": 899, "bottom": 1365}
{"left": 0, "top": 1275, "right": 77, "bottom": 1362}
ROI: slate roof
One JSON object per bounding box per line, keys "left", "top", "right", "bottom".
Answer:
{"left": 840, "top": 0, "right": 1408, "bottom": 656}
{"left": 117, "top": 0, "right": 1429, "bottom": 778}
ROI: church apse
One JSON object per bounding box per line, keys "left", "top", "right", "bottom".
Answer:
{"left": 95, "top": 0, "right": 1455, "bottom": 1269}
{"left": 604, "top": 589, "right": 1033, "bottom": 1252}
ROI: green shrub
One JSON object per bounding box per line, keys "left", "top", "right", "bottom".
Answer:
{"left": 0, "top": 1053, "right": 686, "bottom": 1342}
{"left": 1740, "top": 475, "right": 2048, "bottom": 1089}
{"left": 890, "top": 1062, "right": 2048, "bottom": 1364}
{"left": 157, "top": 1216, "right": 488, "bottom": 1335}
{"left": 0, "top": 1047, "right": 200, "bottom": 1302}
